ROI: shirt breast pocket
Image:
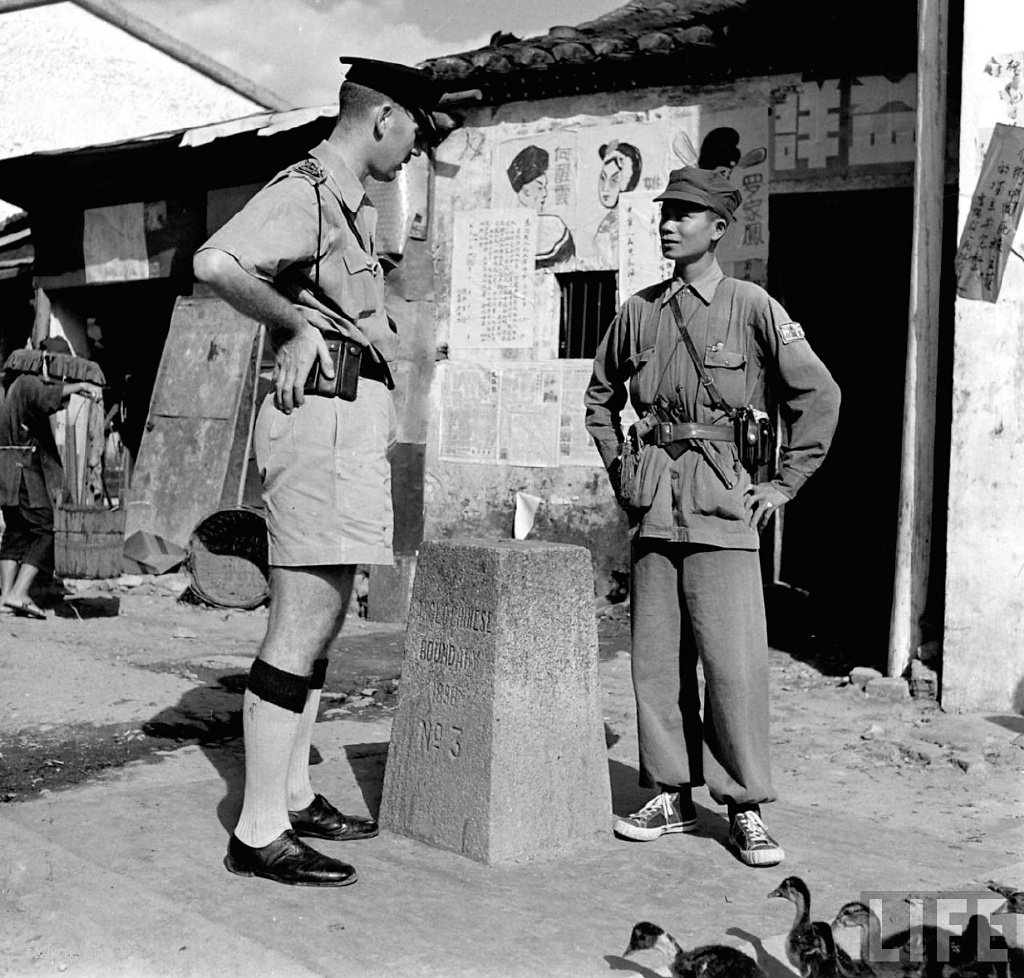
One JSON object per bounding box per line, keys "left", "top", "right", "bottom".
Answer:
{"left": 340, "top": 246, "right": 381, "bottom": 318}
{"left": 703, "top": 346, "right": 748, "bottom": 406}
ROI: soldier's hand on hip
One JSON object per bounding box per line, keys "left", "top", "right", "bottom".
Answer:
{"left": 273, "top": 321, "right": 331, "bottom": 414}
{"left": 743, "top": 483, "right": 788, "bottom": 531}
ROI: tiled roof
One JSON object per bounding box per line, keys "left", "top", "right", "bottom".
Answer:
{"left": 424, "top": 0, "right": 917, "bottom": 102}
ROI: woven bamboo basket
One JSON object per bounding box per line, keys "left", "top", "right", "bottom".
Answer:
{"left": 184, "top": 508, "right": 269, "bottom": 609}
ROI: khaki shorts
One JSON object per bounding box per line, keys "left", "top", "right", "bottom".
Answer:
{"left": 253, "top": 384, "right": 396, "bottom": 567}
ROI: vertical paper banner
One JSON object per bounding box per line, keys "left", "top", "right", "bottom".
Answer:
{"left": 449, "top": 209, "right": 535, "bottom": 351}
{"left": 701, "top": 106, "right": 771, "bottom": 284}
{"left": 618, "top": 191, "right": 673, "bottom": 302}
{"left": 954, "top": 122, "right": 1024, "bottom": 302}
{"left": 983, "top": 53, "right": 1024, "bottom": 126}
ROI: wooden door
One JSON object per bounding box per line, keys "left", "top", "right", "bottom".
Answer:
{"left": 124, "top": 295, "right": 262, "bottom": 548}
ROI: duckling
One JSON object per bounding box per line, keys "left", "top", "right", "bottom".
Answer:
{"left": 768, "top": 877, "right": 868, "bottom": 977}
{"left": 833, "top": 901, "right": 930, "bottom": 977}
{"left": 943, "top": 914, "right": 1011, "bottom": 978}
{"left": 803, "top": 921, "right": 844, "bottom": 978}
{"left": 986, "top": 880, "right": 1024, "bottom": 917}
{"left": 769, "top": 876, "right": 816, "bottom": 974}
{"left": 624, "top": 921, "right": 767, "bottom": 977}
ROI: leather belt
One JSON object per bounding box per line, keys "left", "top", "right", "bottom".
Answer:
{"left": 642, "top": 422, "right": 734, "bottom": 447}
{"left": 359, "top": 352, "right": 395, "bottom": 389}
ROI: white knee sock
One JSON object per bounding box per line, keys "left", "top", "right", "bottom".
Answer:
{"left": 286, "top": 686, "right": 322, "bottom": 812}
{"left": 234, "top": 688, "right": 302, "bottom": 848}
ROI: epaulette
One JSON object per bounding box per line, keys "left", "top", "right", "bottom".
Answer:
{"left": 289, "top": 157, "right": 328, "bottom": 186}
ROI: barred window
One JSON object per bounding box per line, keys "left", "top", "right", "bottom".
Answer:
{"left": 557, "top": 271, "right": 618, "bottom": 359}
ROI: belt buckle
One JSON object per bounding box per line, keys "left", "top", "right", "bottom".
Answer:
{"left": 655, "top": 422, "right": 673, "bottom": 446}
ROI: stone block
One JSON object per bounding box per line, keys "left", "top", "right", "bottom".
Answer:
{"left": 865, "top": 676, "right": 911, "bottom": 701}
{"left": 379, "top": 540, "right": 611, "bottom": 865}
{"left": 850, "top": 667, "right": 884, "bottom": 689}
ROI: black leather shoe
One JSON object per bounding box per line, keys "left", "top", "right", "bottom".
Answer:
{"left": 224, "top": 830, "right": 357, "bottom": 886}
{"left": 288, "top": 793, "right": 379, "bottom": 841}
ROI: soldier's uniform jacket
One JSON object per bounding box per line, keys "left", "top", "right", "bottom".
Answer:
{"left": 585, "top": 259, "right": 841, "bottom": 550}
{"left": 198, "top": 139, "right": 394, "bottom": 361}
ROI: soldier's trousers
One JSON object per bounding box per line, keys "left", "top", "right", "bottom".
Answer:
{"left": 630, "top": 538, "right": 776, "bottom": 807}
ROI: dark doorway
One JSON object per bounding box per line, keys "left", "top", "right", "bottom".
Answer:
{"left": 767, "top": 188, "right": 914, "bottom": 668}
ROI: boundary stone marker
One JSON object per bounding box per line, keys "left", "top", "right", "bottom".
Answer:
{"left": 379, "top": 539, "right": 611, "bottom": 864}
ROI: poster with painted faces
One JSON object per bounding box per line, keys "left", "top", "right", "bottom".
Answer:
{"left": 492, "top": 133, "right": 580, "bottom": 270}
{"left": 492, "top": 106, "right": 770, "bottom": 281}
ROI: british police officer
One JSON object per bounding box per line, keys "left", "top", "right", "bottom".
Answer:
{"left": 194, "top": 58, "right": 443, "bottom": 887}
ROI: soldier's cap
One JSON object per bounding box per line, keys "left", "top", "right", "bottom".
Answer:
{"left": 654, "top": 166, "right": 742, "bottom": 223}
{"left": 339, "top": 56, "right": 444, "bottom": 145}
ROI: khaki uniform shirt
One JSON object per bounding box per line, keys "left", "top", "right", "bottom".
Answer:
{"left": 197, "top": 139, "right": 394, "bottom": 361}
{"left": 195, "top": 141, "right": 398, "bottom": 566}
{"left": 585, "top": 260, "right": 841, "bottom": 550}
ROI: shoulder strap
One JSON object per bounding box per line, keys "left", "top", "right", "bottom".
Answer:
{"left": 297, "top": 157, "right": 374, "bottom": 286}
{"left": 668, "top": 279, "right": 738, "bottom": 415}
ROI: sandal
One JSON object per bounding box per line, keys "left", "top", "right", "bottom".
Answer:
{"left": 3, "top": 599, "right": 46, "bottom": 619}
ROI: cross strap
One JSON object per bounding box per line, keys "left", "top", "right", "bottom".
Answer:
{"left": 668, "top": 284, "right": 738, "bottom": 417}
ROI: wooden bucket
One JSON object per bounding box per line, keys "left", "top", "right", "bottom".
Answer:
{"left": 54, "top": 504, "right": 127, "bottom": 579}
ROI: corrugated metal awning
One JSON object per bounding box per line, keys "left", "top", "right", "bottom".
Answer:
{"left": 2, "top": 104, "right": 336, "bottom": 161}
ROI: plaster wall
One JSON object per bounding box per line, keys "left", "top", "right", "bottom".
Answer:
{"left": 945, "top": 0, "right": 1024, "bottom": 712}
{"left": 424, "top": 74, "right": 913, "bottom": 592}
{"left": 0, "top": 3, "right": 265, "bottom": 161}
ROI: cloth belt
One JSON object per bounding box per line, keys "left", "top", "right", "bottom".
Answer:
{"left": 642, "top": 422, "right": 734, "bottom": 447}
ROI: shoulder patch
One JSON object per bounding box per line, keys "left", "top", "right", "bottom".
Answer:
{"left": 289, "top": 157, "right": 328, "bottom": 186}
{"left": 777, "top": 321, "right": 805, "bottom": 344}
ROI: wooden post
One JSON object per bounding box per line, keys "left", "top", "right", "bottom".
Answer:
{"left": 31, "top": 286, "right": 51, "bottom": 346}
{"left": 888, "top": 0, "right": 949, "bottom": 678}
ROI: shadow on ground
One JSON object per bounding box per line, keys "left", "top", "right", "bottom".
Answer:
{"left": 602, "top": 954, "right": 663, "bottom": 977}
{"left": 726, "top": 928, "right": 796, "bottom": 978}
{"left": 53, "top": 595, "right": 120, "bottom": 619}
{"left": 141, "top": 672, "right": 394, "bottom": 837}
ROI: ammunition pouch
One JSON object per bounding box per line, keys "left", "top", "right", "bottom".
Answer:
{"left": 732, "top": 406, "right": 774, "bottom": 474}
